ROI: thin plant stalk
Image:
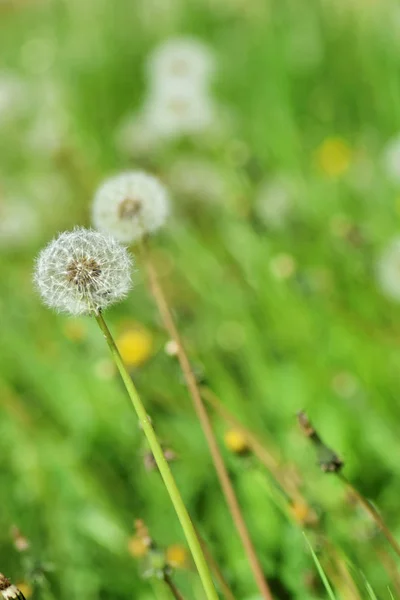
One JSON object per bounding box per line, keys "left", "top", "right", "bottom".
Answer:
{"left": 194, "top": 526, "right": 236, "bottom": 600}
{"left": 94, "top": 312, "right": 219, "bottom": 600}
{"left": 164, "top": 573, "right": 185, "bottom": 600}
{"left": 141, "top": 247, "right": 273, "bottom": 600}
{"left": 339, "top": 473, "right": 400, "bottom": 559}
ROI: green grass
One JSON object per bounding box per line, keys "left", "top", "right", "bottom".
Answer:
{"left": 1, "top": 0, "right": 400, "bottom": 598}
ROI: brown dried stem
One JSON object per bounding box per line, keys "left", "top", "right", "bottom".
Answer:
{"left": 164, "top": 573, "right": 185, "bottom": 600}
{"left": 142, "top": 244, "right": 273, "bottom": 600}
{"left": 297, "top": 411, "right": 400, "bottom": 559}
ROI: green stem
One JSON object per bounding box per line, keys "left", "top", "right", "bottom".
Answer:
{"left": 94, "top": 312, "right": 219, "bottom": 600}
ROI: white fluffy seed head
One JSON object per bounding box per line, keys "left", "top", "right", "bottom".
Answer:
{"left": 376, "top": 237, "right": 400, "bottom": 302}
{"left": 92, "top": 171, "right": 169, "bottom": 243}
{"left": 142, "top": 84, "right": 218, "bottom": 139}
{"left": 147, "top": 37, "right": 215, "bottom": 88}
{"left": 34, "top": 228, "right": 133, "bottom": 315}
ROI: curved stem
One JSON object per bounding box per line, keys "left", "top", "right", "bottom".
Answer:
{"left": 94, "top": 313, "right": 219, "bottom": 600}
{"left": 142, "top": 248, "right": 273, "bottom": 600}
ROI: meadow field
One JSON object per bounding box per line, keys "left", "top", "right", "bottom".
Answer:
{"left": 2, "top": 1, "right": 400, "bottom": 598}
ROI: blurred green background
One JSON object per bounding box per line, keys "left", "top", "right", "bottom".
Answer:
{"left": 2, "top": 0, "right": 400, "bottom": 598}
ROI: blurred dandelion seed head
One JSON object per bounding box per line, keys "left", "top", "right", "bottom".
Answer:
{"left": 34, "top": 228, "right": 132, "bottom": 315}
{"left": 92, "top": 171, "right": 169, "bottom": 243}
{"left": 147, "top": 37, "right": 216, "bottom": 88}
{"left": 0, "top": 575, "right": 25, "bottom": 600}
{"left": 142, "top": 85, "right": 218, "bottom": 139}
{"left": 376, "top": 238, "right": 400, "bottom": 301}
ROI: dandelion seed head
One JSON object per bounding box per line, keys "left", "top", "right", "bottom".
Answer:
{"left": 34, "top": 228, "right": 132, "bottom": 315}
{"left": 142, "top": 84, "right": 217, "bottom": 139}
{"left": 376, "top": 237, "right": 400, "bottom": 301}
{"left": 92, "top": 171, "right": 169, "bottom": 243}
{"left": 0, "top": 574, "right": 25, "bottom": 600}
{"left": 147, "top": 37, "right": 215, "bottom": 87}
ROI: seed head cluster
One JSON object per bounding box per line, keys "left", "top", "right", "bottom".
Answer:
{"left": 34, "top": 228, "right": 132, "bottom": 315}
{"left": 92, "top": 171, "right": 169, "bottom": 243}
{"left": 0, "top": 574, "right": 25, "bottom": 600}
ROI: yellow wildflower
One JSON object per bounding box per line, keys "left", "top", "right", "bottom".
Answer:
{"left": 128, "top": 535, "right": 149, "bottom": 558}
{"left": 16, "top": 582, "right": 33, "bottom": 598}
{"left": 290, "top": 500, "right": 318, "bottom": 526}
{"left": 224, "top": 428, "right": 249, "bottom": 455}
{"left": 166, "top": 544, "right": 189, "bottom": 568}
{"left": 116, "top": 325, "right": 153, "bottom": 368}
{"left": 315, "top": 137, "right": 352, "bottom": 178}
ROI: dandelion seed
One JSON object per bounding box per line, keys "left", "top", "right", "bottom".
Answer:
{"left": 34, "top": 228, "right": 132, "bottom": 315}
{"left": 164, "top": 339, "right": 179, "bottom": 356}
{"left": 376, "top": 238, "right": 400, "bottom": 301}
{"left": 147, "top": 37, "right": 215, "bottom": 88}
{"left": 92, "top": 171, "right": 169, "bottom": 243}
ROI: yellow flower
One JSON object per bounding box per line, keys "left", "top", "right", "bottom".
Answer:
{"left": 128, "top": 535, "right": 149, "bottom": 558}
{"left": 224, "top": 428, "right": 249, "bottom": 455}
{"left": 116, "top": 325, "right": 153, "bottom": 368}
{"left": 315, "top": 137, "right": 352, "bottom": 178}
{"left": 62, "top": 319, "right": 87, "bottom": 342}
{"left": 16, "top": 582, "right": 33, "bottom": 598}
{"left": 290, "top": 500, "right": 318, "bottom": 526}
{"left": 166, "top": 544, "right": 189, "bottom": 568}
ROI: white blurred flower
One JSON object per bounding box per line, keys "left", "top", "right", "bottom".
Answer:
{"left": 0, "top": 72, "right": 28, "bottom": 126}
{"left": 383, "top": 134, "right": 400, "bottom": 184}
{"left": 147, "top": 37, "right": 215, "bottom": 89}
{"left": 92, "top": 171, "right": 169, "bottom": 243}
{"left": 376, "top": 238, "right": 400, "bottom": 301}
{"left": 167, "top": 156, "right": 229, "bottom": 204}
{"left": 0, "top": 198, "right": 40, "bottom": 249}
{"left": 142, "top": 84, "right": 218, "bottom": 139}
{"left": 34, "top": 228, "right": 133, "bottom": 315}
{"left": 255, "top": 176, "right": 293, "bottom": 228}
